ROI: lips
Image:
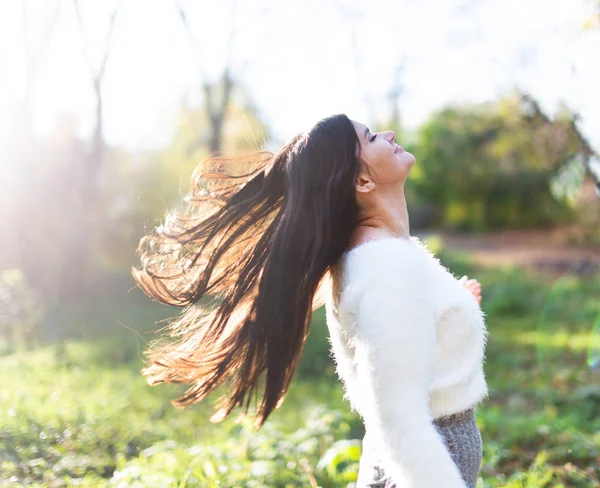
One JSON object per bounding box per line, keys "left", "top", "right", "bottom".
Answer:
{"left": 394, "top": 144, "right": 403, "bottom": 153}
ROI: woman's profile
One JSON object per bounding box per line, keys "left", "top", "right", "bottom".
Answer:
{"left": 131, "top": 113, "right": 489, "bottom": 488}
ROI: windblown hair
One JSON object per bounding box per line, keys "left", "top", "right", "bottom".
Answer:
{"left": 132, "top": 113, "right": 363, "bottom": 429}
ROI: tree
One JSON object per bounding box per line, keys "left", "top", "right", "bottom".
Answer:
{"left": 5, "top": 0, "right": 61, "bottom": 288}
{"left": 99, "top": 93, "right": 269, "bottom": 270}
{"left": 582, "top": 0, "right": 600, "bottom": 31}
{"left": 175, "top": 0, "right": 250, "bottom": 157}
{"left": 53, "top": 0, "right": 124, "bottom": 302}
{"left": 411, "top": 90, "right": 592, "bottom": 231}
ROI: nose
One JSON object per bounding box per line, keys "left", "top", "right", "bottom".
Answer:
{"left": 386, "top": 131, "right": 396, "bottom": 144}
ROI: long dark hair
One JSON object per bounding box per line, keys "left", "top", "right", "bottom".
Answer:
{"left": 132, "top": 113, "right": 362, "bottom": 429}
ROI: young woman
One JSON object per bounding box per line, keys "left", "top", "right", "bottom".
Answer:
{"left": 132, "top": 113, "right": 489, "bottom": 488}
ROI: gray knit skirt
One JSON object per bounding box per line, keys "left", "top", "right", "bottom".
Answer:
{"left": 356, "top": 407, "right": 482, "bottom": 488}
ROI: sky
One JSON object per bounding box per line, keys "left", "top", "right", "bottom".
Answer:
{"left": 0, "top": 0, "right": 599, "bottom": 153}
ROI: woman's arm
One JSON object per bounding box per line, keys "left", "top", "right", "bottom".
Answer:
{"left": 352, "top": 284, "right": 468, "bottom": 488}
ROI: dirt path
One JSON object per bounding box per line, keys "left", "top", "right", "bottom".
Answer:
{"left": 434, "top": 226, "right": 600, "bottom": 276}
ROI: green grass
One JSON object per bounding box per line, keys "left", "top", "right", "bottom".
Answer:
{"left": 1, "top": 241, "right": 600, "bottom": 487}
{"left": 0, "top": 343, "right": 362, "bottom": 487}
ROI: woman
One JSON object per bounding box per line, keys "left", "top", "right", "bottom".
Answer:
{"left": 132, "top": 113, "right": 489, "bottom": 488}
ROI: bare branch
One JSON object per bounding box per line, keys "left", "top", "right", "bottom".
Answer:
{"left": 175, "top": 0, "right": 247, "bottom": 155}
{"left": 98, "top": 0, "right": 124, "bottom": 80}
{"left": 30, "top": 0, "right": 62, "bottom": 78}
{"left": 72, "top": 0, "right": 93, "bottom": 74}
{"left": 72, "top": 0, "right": 123, "bottom": 81}
{"left": 223, "top": 0, "right": 240, "bottom": 73}
{"left": 519, "top": 90, "right": 599, "bottom": 194}
{"left": 174, "top": 0, "right": 208, "bottom": 81}
{"left": 19, "top": 0, "right": 63, "bottom": 83}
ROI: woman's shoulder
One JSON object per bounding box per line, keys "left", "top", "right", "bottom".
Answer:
{"left": 331, "top": 235, "right": 434, "bottom": 307}
{"left": 341, "top": 234, "right": 430, "bottom": 274}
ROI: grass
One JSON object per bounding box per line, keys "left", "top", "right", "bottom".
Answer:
{"left": 1, "top": 239, "right": 599, "bottom": 487}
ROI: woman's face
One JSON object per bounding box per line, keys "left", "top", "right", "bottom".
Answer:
{"left": 351, "top": 120, "right": 415, "bottom": 190}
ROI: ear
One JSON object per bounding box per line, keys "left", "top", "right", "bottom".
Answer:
{"left": 356, "top": 176, "right": 375, "bottom": 193}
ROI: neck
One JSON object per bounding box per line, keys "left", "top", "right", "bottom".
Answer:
{"left": 356, "top": 188, "right": 410, "bottom": 239}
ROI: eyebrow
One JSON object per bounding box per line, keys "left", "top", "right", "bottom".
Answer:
{"left": 364, "top": 127, "right": 369, "bottom": 139}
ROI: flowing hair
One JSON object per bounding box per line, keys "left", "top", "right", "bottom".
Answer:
{"left": 132, "top": 113, "right": 362, "bottom": 429}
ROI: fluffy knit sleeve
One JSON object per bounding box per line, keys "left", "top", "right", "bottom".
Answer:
{"left": 351, "top": 267, "right": 468, "bottom": 488}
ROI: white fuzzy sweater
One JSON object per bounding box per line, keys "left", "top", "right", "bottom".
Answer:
{"left": 324, "top": 236, "right": 490, "bottom": 488}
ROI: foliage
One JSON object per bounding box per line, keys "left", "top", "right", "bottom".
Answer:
{"left": 0, "top": 344, "right": 362, "bottom": 487}
{"left": 0, "top": 90, "right": 269, "bottom": 339}
{"left": 100, "top": 95, "right": 269, "bottom": 271}
{"left": 408, "top": 91, "right": 588, "bottom": 231}
{"left": 2, "top": 243, "right": 600, "bottom": 487}
{"left": 0, "top": 269, "right": 44, "bottom": 353}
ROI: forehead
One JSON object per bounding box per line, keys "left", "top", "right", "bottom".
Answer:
{"left": 351, "top": 120, "right": 368, "bottom": 136}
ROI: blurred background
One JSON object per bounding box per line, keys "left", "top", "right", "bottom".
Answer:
{"left": 1, "top": 0, "right": 599, "bottom": 487}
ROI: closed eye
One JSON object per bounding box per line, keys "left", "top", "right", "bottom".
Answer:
{"left": 364, "top": 127, "right": 377, "bottom": 142}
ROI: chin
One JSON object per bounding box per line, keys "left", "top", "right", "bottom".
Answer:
{"left": 400, "top": 151, "right": 416, "bottom": 167}
{"left": 395, "top": 148, "right": 414, "bottom": 161}
{"left": 403, "top": 150, "right": 415, "bottom": 161}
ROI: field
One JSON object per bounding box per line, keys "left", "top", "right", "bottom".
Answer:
{"left": 1, "top": 236, "right": 599, "bottom": 487}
